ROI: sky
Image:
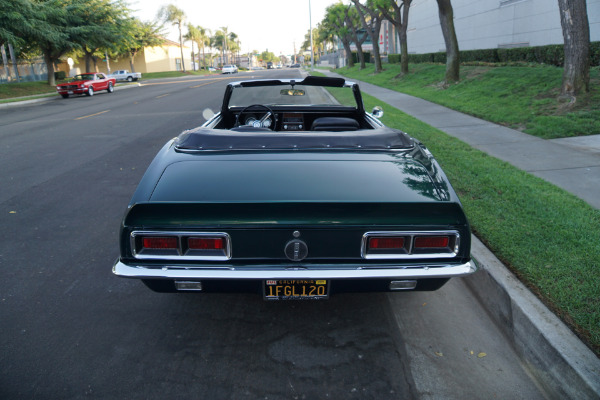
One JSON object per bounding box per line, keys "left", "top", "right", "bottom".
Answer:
{"left": 130, "top": 0, "right": 338, "bottom": 56}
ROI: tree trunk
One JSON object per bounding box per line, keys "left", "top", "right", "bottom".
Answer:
{"left": 356, "top": 42, "right": 366, "bottom": 69}
{"left": 372, "top": 18, "right": 383, "bottom": 73}
{"left": 8, "top": 43, "right": 20, "bottom": 82}
{"left": 341, "top": 37, "right": 354, "bottom": 68}
{"left": 129, "top": 52, "right": 136, "bottom": 72}
{"left": 178, "top": 24, "right": 186, "bottom": 72}
{"left": 350, "top": 28, "right": 366, "bottom": 69}
{"left": 345, "top": 9, "right": 366, "bottom": 69}
{"left": 44, "top": 52, "right": 56, "bottom": 86}
{"left": 1, "top": 45, "right": 11, "bottom": 81}
{"left": 379, "top": 0, "right": 411, "bottom": 75}
{"left": 558, "top": 0, "right": 590, "bottom": 96}
{"left": 436, "top": 0, "right": 460, "bottom": 83}
{"left": 352, "top": 0, "right": 383, "bottom": 73}
{"left": 84, "top": 50, "right": 92, "bottom": 73}
{"left": 191, "top": 40, "right": 195, "bottom": 71}
{"left": 400, "top": 1, "right": 411, "bottom": 75}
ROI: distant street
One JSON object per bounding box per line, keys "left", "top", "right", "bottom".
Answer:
{"left": 0, "top": 69, "right": 547, "bottom": 399}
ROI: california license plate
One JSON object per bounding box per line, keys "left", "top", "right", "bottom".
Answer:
{"left": 264, "top": 279, "right": 329, "bottom": 300}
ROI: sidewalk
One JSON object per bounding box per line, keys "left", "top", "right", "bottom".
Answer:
{"left": 323, "top": 70, "right": 600, "bottom": 210}
{"left": 320, "top": 70, "right": 600, "bottom": 399}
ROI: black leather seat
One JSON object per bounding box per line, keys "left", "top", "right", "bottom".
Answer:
{"left": 311, "top": 117, "right": 360, "bottom": 132}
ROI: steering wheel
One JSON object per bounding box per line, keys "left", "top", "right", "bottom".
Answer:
{"left": 234, "top": 104, "right": 276, "bottom": 129}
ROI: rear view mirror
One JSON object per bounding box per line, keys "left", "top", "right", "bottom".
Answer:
{"left": 280, "top": 89, "right": 305, "bottom": 96}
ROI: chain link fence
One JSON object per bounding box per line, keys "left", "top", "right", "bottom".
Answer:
{"left": 0, "top": 61, "right": 48, "bottom": 84}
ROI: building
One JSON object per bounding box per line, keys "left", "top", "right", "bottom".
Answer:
{"left": 60, "top": 38, "right": 193, "bottom": 76}
{"left": 405, "top": 0, "right": 600, "bottom": 54}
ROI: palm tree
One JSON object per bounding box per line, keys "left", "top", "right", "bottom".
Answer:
{"left": 220, "top": 26, "right": 229, "bottom": 65}
{"left": 157, "top": 4, "right": 186, "bottom": 72}
{"left": 186, "top": 25, "right": 211, "bottom": 70}
{"left": 212, "top": 29, "right": 228, "bottom": 66}
{"left": 185, "top": 24, "right": 199, "bottom": 70}
{"left": 198, "top": 27, "right": 211, "bottom": 69}
{"left": 229, "top": 31, "right": 239, "bottom": 64}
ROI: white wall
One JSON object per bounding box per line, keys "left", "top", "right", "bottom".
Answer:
{"left": 406, "top": 0, "right": 600, "bottom": 54}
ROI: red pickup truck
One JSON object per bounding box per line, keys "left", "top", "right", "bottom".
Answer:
{"left": 56, "top": 72, "right": 116, "bottom": 98}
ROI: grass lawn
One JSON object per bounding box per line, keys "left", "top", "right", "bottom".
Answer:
{"left": 0, "top": 81, "right": 57, "bottom": 101}
{"left": 334, "top": 63, "right": 600, "bottom": 139}
{"left": 312, "top": 70, "right": 600, "bottom": 355}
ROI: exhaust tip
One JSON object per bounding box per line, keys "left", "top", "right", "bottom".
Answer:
{"left": 175, "top": 281, "right": 203, "bottom": 291}
{"left": 390, "top": 280, "right": 417, "bottom": 291}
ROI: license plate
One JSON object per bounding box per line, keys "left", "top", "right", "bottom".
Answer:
{"left": 68, "top": 91, "right": 74, "bottom": 94}
{"left": 264, "top": 279, "right": 329, "bottom": 300}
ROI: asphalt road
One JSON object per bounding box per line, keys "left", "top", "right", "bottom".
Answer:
{"left": 0, "top": 70, "right": 548, "bottom": 399}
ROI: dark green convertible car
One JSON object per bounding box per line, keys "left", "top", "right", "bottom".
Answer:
{"left": 113, "top": 76, "right": 476, "bottom": 299}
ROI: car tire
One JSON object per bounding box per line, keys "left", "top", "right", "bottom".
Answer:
{"left": 107, "top": 82, "right": 114, "bottom": 93}
{"left": 127, "top": 76, "right": 133, "bottom": 82}
{"left": 60, "top": 93, "right": 69, "bottom": 99}
{"left": 86, "top": 86, "right": 94, "bottom": 96}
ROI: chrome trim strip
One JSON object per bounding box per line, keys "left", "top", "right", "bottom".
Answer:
{"left": 361, "top": 231, "right": 460, "bottom": 260}
{"left": 130, "top": 231, "right": 231, "bottom": 261}
{"left": 112, "top": 260, "right": 477, "bottom": 280}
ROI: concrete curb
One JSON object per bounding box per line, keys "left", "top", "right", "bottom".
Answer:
{"left": 467, "top": 236, "right": 600, "bottom": 399}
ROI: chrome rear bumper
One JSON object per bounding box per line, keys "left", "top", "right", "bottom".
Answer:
{"left": 113, "top": 259, "right": 477, "bottom": 280}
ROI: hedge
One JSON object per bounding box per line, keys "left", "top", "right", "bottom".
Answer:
{"left": 351, "top": 51, "right": 372, "bottom": 64}
{"left": 387, "top": 41, "right": 600, "bottom": 66}
{"left": 388, "top": 54, "right": 401, "bottom": 64}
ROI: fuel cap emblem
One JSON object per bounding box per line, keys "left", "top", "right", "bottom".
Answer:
{"left": 284, "top": 239, "right": 308, "bottom": 261}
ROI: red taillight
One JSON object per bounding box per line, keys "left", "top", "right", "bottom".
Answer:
{"left": 414, "top": 236, "right": 449, "bottom": 249}
{"left": 142, "top": 236, "right": 178, "bottom": 249}
{"left": 369, "top": 237, "right": 405, "bottom": 249}
{"left": 188, "top": 237, "right": 224, "bottom": 250}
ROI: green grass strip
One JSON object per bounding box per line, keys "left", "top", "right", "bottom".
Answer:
{"left": 313, "top": 70, "right": 600, "bottom": 354}
{"left": 379, "top": 93, "right": 600, "bottom": 354}
{"left": 335, "top": 63, "right": 600, "bottom": 139}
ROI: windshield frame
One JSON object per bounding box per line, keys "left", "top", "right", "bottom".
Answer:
{"left": 220, "top": 76, "right": 365, "bottom": 116}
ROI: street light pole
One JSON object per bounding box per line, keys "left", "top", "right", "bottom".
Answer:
{"left": 309, "top": 0, "right": 314, "bottom": 71}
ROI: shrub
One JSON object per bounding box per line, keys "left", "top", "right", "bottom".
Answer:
{"left": 352, "top": 51, "right": 372, "bottom": 64}
{"left": 54, "top": 71, "right": 66, "bottom": 81}
{"left": 406, "top": 42, "right": 598, "bottom": 67}
{"left": 388, "top": 54, "right": 401, "bottom": 64}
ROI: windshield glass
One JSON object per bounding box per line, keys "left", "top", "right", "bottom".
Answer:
{"left": 228, "top": 84, "right": 357, "bottom": 108}
{"left": 72, "top": 74, "right": 93, "bottom": 81}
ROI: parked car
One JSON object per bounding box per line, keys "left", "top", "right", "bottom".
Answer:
{"left": 56, "top": 73, "right": 116, "bottom": 98}
{"left": 267, "top": 62, "right": 274, "bottom": 69}
{"left": 290, "top": 63, "right": 301, "bottom": 68}
{"left": 221, "top": 65, "right": 238, "bottom": 74}
{"left": 113, "top": 76, "right": 477, "bottom": 298}
{"left": 108, "top": 69, "right": 141, "bottom": 82}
